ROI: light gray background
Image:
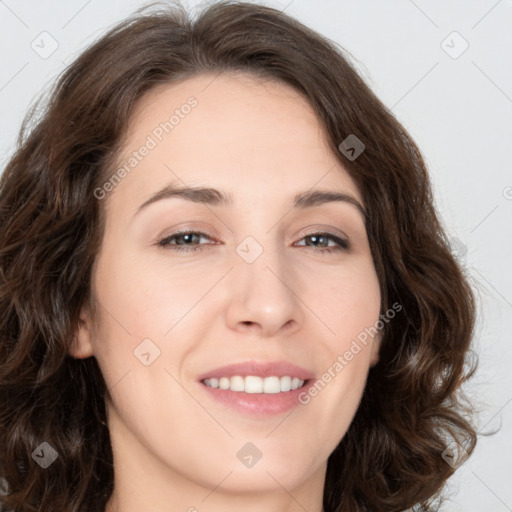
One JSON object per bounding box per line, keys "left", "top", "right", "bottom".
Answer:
{"left": 1, "top": 0, "right": 511, "bottom": 510}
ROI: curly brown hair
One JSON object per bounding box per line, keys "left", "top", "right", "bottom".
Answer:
{"left": 0, "top": 1, "right": 479, "bottom": 511}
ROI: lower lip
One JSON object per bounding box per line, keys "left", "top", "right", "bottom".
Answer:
{"left": 199, "top": 381, "right": 312, "bottom": 416}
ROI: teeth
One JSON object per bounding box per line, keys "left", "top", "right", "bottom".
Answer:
{"left": 203, "top": 375, "right": 305, "bottom": 393}
{"left": 280, "top": 376, "right": 292, "bottom": 391}
{"left": 230, "top": 376, "right": 244, "bottom": 392}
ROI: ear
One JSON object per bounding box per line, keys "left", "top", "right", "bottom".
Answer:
{"left": 369, "top": 332, "right": 382, "bottom": 368}
{"left": 69, "top": 303, "right": 95, "bottom": 359}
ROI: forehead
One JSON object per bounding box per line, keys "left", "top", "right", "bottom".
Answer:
{"left": 107, "top": 71, "right": 362, "bottom": 214}
{"left": 125, "top": 70, "right": 326, "bottom": 154}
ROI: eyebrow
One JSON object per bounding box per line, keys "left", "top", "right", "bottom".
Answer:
{"left": 133, "top": 184, "right": 366, "bottom": 219}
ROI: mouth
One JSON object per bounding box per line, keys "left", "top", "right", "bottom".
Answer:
{"left": 196, "top": 360, "right": 315, "bottom": 416}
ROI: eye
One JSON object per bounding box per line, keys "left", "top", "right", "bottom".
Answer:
{"left": 156, "top": 230, "right": 350, "bottom": 254}
{"left": 294, "top": 232, "right": 350, "bottom": 254}
{"left": 157, "top": 230, "right": 214, "bottom": 253}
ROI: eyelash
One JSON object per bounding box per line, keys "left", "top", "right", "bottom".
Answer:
{"left": 157, "top": 230, "right": 350, "bottom": 254}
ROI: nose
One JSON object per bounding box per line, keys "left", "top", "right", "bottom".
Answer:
{"left": 224, "top": 242, "right": 304, "bottom": 338}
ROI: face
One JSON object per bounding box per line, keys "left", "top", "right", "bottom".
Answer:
{"left": 73, "top": 71, "right": 382, "bottom": 507}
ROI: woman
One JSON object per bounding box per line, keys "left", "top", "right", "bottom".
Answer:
{"left": 0, "top": 1, "right": 478, "bottom": 511}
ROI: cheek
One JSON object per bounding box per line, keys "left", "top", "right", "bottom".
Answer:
{"left": 88, "top": 248, "right": 214, "bottom": 387}
{"left": 88, "top": 249, "right": 158, "bottom": 385}
{"left": 300, "top": 256, "right": 381, "bottom": 418}
{"left": 92, "top": 247, "right": 197, "bottom": 336}
{"left": 311, "top": 257, "right": 381, "bottom": 342}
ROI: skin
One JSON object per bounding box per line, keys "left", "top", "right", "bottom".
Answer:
{"left": 71, "top": 71, "right": 382, "bottom": 512}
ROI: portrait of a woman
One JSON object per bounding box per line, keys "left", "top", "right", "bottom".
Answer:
{"left": 0, "top": 1, "right": 479, "bottom": 511}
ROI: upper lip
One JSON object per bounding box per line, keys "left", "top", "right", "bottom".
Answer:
{"left": 197, "top": 360, "right": 316, "bottom": 381}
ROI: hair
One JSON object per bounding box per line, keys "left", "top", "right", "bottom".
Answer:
{"left": 0, "top": 1, "right": 479, "bottom": 511}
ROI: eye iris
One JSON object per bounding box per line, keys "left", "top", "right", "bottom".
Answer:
{"left": 177, "top": 233, "right": 199, "bottom": 245}
{"left": 309, "top": 235, "right": 327, "bottom": 247}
